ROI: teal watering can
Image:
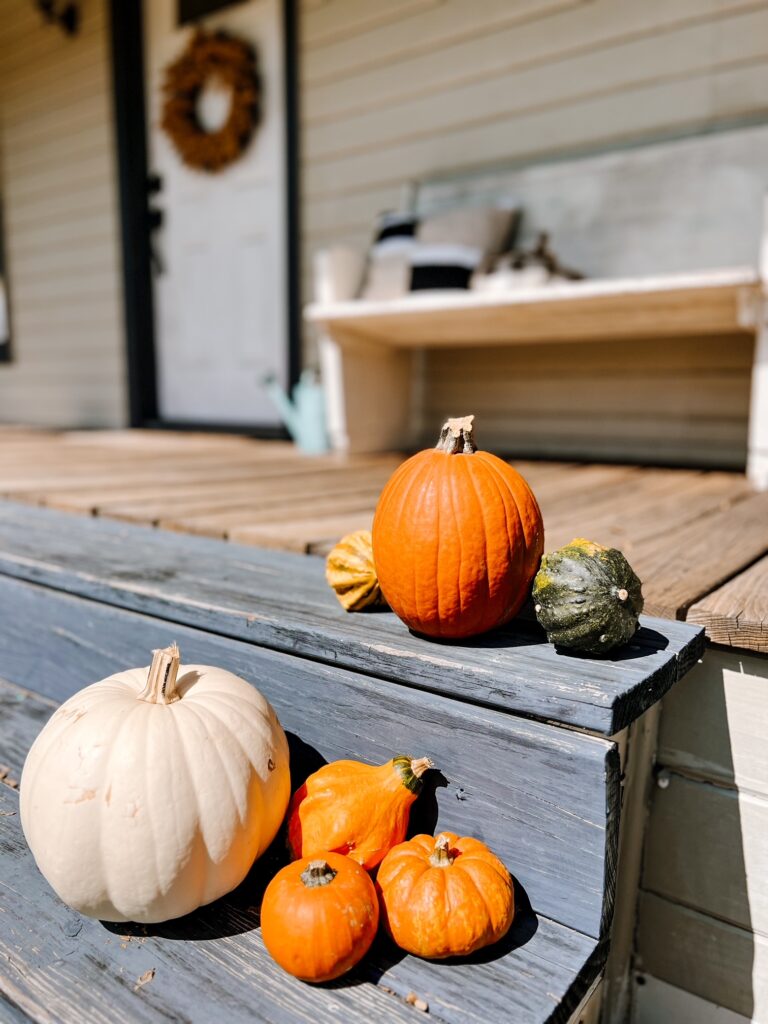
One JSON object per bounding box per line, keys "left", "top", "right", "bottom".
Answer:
{"left": 263, "top": 370, "right": 329, "bottom": 455}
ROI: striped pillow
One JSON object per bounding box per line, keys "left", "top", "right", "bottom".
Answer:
{"left": 359, "top": 213, "right": 419, "bottom": 300}
{"left": 409, "top": 243, "right": 483, "bottom": 291}
{"left": 360, "top": 204, "right": 520, "bottom": 298}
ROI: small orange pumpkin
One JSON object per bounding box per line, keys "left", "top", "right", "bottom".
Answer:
{"left": 376, "top": 832, "right": 515, "bottom": 958}
{"left": 261, "top": 853, "right": 379, "bottom": 982}
{"left": 287, "top": 754, "right": 433, "bottom": 870}
{"left": 372, "top": 415, "right": 543, "bottom": 639}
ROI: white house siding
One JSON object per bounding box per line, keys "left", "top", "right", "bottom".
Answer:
{"left": 300, "top": 0, "right": 768, "bottom": 466}
{"left": 0, "top": 0, "right": 127, "bottom": 427}
{"left": 637, "top": 648, "right": 768, "bottom": 1023}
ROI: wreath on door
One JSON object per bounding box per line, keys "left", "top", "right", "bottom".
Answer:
{"left": 161, "top": 29, "right": 260, "bottom": 173}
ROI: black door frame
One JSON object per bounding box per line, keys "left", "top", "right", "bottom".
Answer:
{"left": 108, "top": 0, "right": 300, "bottom": 436}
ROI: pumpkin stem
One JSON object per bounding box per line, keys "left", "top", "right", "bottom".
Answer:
{"left": 410, "top": 757, "right": 434, "bottom": 779}
{"left": 300, "top": 859, "right": 338, "bottom": 888}
{"left": 394, "top": 754, "right": 435, "bottom": 793}
{"left": 429, "top": 834, "right": 456, "bottom": 868}
{"left": 435, "top": 415, "right": 477, "bottom": 454}
{"left": 138, "top": 643, "right": 181, "bottom": 704}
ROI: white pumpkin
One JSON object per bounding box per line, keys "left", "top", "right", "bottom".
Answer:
{"left": 20, "top": 644, "right": 291, "bottom": 923}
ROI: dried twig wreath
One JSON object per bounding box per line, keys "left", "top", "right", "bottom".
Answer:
{"left": 161, "top": 29, "right": 260, "bottom": 173}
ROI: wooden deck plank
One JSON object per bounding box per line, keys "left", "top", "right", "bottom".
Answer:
{"left": 0, "top": 451, "right": 365, "bottom": 482}
{"left": 687, "top": 555, "right": 768, "bottom": 652}
{"left": 231, "top": 511, "right": 376, "bottom": 552}
{"left": 209, "top": 464, "right": 632, "bottom": 553}
{"left": 543, "top": 472, "right": 754, "bottom": 567}
{"left": 30, "top": 464, "right": 389, "bottom": 515}
{"left": 0, "top": 501, "right": 703, "bottom": 736}
{"left": 5, "top": 460, "right": 391, "bottom": 509}
{"left": 58, "top": 429, "right": 292, "bottom": 452}
{"left": 541, "top": 467, "right": 710, "bottom": 534}
{"left": 99, "top": 466, "right": 398, "bottom": 526}
{"left": 0, "top": 430, "right": 763, "bottom": 651}
{"left": 626, "top": 492, "right": 768, "bottom": 620}
{"left": 164, "top": 490, "right": 383, "bottom": 539}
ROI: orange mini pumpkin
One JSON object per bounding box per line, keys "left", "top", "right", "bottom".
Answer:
{"left": 261, "top": 853, "right": 379, "bottom": 982}
{"left": 372, "top": 415, "right": 543, "bottom": 639}
{"left": 287, "top": 754, "right": 433, "bottom": 870}
{"left": 376, "top": 832, "right": 515, "bottom": 959}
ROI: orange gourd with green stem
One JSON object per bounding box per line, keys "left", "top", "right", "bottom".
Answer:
{"left": 261, "top": 853, "right": 379, "bottom": 982}
{"left": 376, "top": 831, "right": 515, "bottom": 959}
{"left": 372, "top": 415, "right": 543, "bottom": 639}
{"left": 286, "top": 754, "right": 433, "bottom": 870}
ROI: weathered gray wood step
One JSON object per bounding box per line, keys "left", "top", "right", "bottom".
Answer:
{"left": 0, "top": 573, "right": 619, "bottom": 1024}
{"left": 0, "top": 785, "right": 598, "bottom": 1024}
{"left": 0, "top": 501, "right": 704, "bottom": 735}
{"left": 0, "top": 578, "right": 618, "bottom": 942}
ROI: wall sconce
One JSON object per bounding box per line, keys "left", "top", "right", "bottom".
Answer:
{"left": 36, "top": 1, "right": 80, "bottom": 36}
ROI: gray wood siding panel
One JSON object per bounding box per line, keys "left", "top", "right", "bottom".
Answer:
{"left": 0, "top": 502, "right": 705, "bottom": 735}
{"left": 656, "top": 648, "right": 768, "bottom": 794}
{"left": 639, "top": 649, "right": 768, "bottom": 1015}
{"left": 643, "top": 772, "right": 768, "bottom": 934}
{"left": 637, "top": 891, "right": 768, "bottom": 1020}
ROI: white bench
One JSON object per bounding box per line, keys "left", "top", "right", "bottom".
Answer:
{"left": 307, "top": 125, "right": 768, "bottom": 487}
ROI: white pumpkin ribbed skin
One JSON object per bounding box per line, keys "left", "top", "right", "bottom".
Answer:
{"left": 20, "top": 664, "right": 290, "bottom": 923}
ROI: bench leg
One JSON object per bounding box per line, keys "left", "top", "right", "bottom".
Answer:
{"left": 748, "top": 311, "right": 768, "bottom": 490}
{"left": 319, "top": 329, "right": 415, "bottom": 453}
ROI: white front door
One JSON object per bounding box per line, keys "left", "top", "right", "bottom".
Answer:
{"left": 144, "top": 0, "right": 288, "bottom": 426}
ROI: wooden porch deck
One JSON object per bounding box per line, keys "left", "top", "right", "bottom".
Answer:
{"left": 1, "top": 426, "right": 765, "bottom": 652}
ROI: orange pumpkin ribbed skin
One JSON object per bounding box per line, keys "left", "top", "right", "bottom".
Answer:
{"left": 261, "top": 853, "right": 379, "bottom": 982}
{"left": 376, "top": 832, "right": 515, "bottom": 959}
{"left": 372, "top": 417, "right": 543, "bottom": 639}
{"left": 286, "top": 755, "right": 432, "bottom": 871}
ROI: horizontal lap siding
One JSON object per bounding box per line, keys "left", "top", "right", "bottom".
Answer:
{"left": 301, "top": 0, "right": 768, "bottom": 236}
{"left": 638, "top": 649, "right": 768, "bottom": 1021}
{"left": 300, "top": 0, "right": 768, "bottom": 466}
{"left": 423, "top": 335, "right": 753, "bottom": 466}
{"left": 0, "top": 0, "right": 127, "bottom": 427}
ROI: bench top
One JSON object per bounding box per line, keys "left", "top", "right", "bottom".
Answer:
{"left": 307, "top": 266, "right": 761, "bottom": 347}
{"left": 0, "top": 501, "right": 704, "bottom": 736}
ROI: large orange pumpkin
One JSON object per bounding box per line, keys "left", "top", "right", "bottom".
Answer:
{"left": 261, "top": 853, "right": 379, "bottom": 982}
{"left": 376, "top": 832, "right": 515, "bottom": 959}
{"left": 372, "top": 415, "right": 543, "bottom": 638}
{"left": 287, "top": 754, "right": 433, "bottom": 870}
